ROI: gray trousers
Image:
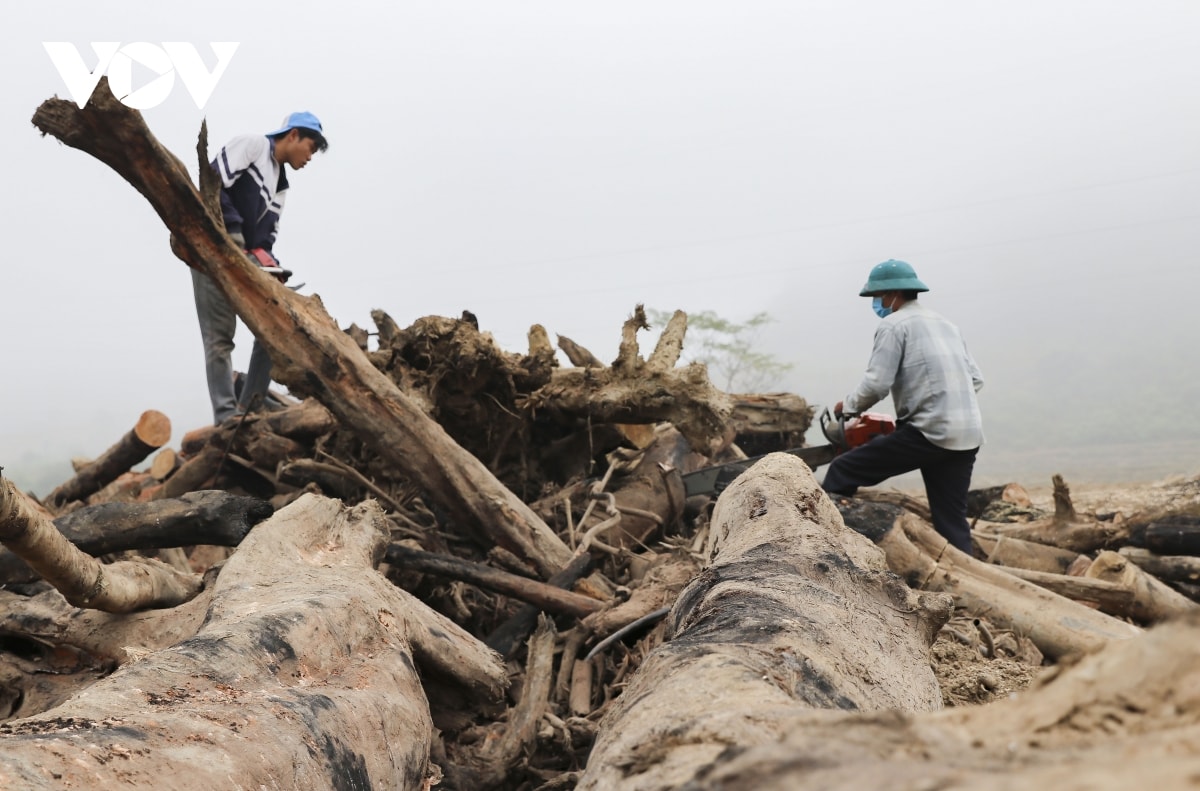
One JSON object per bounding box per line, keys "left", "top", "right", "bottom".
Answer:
{"left": 191, "top": 268, "right": 273, "bottom": 424}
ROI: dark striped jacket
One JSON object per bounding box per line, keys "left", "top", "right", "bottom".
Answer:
{"left": 210, "top": 134, "right": 289, "bottom": 253}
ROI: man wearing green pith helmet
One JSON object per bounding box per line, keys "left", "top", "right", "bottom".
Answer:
{"left": 822, "top": 259, "right": 985, "bottom": 554}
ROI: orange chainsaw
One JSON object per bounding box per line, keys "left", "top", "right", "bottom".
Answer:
{"left": 681, "top": 407, "right": 896, "bottom": 498}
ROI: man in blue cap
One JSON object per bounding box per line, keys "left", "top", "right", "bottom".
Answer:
{"left": 192, "top": 111, "right": 329, "bottom": 424}
{"left": 822, "top": 259, "right": 985, "bottom": 554}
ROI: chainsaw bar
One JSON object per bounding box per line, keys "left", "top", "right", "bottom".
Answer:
{"left": 682, "top": 444, "right": 838, "bottom": 498}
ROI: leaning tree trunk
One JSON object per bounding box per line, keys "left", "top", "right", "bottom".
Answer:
{"left": 31, "top": 82, "right": 572, "bottom": 579}
{"left": 0, "top": 494, "right": 506, "bottom": 790}
{"left": 577, "top": 453, "right": 952, "bottom": 791}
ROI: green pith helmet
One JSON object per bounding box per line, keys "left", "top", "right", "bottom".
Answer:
{"left": 859, "top": 259, "right": 930, "bottom": 296}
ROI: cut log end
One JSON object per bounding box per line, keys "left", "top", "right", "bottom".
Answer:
{"left": 133, "top": 410, "right": 172, "bottom": 448}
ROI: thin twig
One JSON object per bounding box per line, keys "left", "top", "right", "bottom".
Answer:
{"left": 973, "top": 618, "right": 996, "bottom": 659}
{"left": 312, "top": 450, "right": 407, "bottom": 513}
{"left": 214, "top": 398, "right": 259, "bottom": 482}
{"left": 564, "top": 495, "right": 576, "bottom": 552}
{"left": 584, "top": 606, "right": 671, "bottom": 662}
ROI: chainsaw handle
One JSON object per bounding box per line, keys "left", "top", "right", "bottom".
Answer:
{"left": 819, "top": 407, "right": 845, "bottom": 449}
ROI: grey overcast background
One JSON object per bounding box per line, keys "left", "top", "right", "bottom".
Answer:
{"left": 3, "top": 1, "right": 1198, "bottom": 495}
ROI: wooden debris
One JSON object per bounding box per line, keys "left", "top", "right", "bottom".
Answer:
{"left": 0, "top": 491, "right": 270, "bottom": 585}
{"left": 1084, "top": 550, "right": 1199, "bottom": 624}
{"left": 44, "top": 410, "right": 170, "bottom": 509}
{"left": 0, "top": 478, "right": 199, "bottom": 612}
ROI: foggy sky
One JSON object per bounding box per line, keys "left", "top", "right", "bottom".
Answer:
{"left": 3, "top": 1, "right": 1198, "bottom": 492}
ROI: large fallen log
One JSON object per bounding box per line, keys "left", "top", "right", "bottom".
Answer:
{"left": 0, "top": 494, "right": 506, "bottom": 789}
{"left": 974, "top": 530, "right": 1084, "bottom": 574}
{"left": 0, "top": 478, "right": 200, "bottom": 612}
{"left": 630, "top": 612, "right": 1200, "bottom": 790}
{"left": 995, "top": 564, "right": 1135, "bottom": 613}
{"left": 1125, "top": 513, "right": 1200, "bottom": 556}
{"left": 43, "top": 410, "right": 170, "bottom": 509}
{"left": 0, "top": 491, "right": 270, "bottom": 585}
{"left": 32, "top": 82, "right": 573, "bottom": 579}
{"left": 577, "top": 453, "right": 952, "bottom": 790}
{"left": 727, "top": 391, "right": 814, "bottom": 455}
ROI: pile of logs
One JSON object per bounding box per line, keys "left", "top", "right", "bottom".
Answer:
{"left": 4, "top": 80, "right": 1200, "bottom": 789}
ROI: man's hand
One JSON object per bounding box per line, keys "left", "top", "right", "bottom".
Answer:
{"left": 833, "top": 400, "right": 844, "bottom": 419}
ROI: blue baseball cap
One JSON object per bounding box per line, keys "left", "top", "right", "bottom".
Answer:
{"left": 266, "top": 111, "right": 323, "bottom": 137}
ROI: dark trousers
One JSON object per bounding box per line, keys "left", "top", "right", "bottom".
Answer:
{"left": 821, "top": 424, "right": 979, "bottom": 554}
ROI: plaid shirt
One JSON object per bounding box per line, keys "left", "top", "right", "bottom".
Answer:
{"left": 844, "top": 301, "right": 984, "bottom": 450}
